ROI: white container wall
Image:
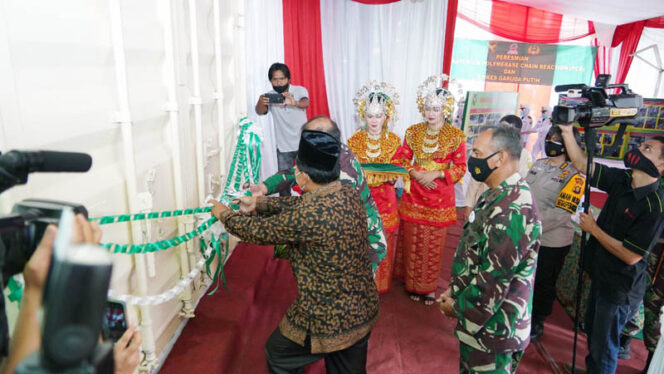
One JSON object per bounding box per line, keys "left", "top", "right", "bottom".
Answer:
{"left": 0, "top": 0, "right": 246, "bottom": 369}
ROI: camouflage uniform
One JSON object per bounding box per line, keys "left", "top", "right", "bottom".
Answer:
{"left": 621, "top": 241, "right": 664, "bottom": 352}
{"left": 449, "top": 174, "right": 541, "bottom": 373}
{"left": 644, "top": 276, "right": 663, "bottom": 352}
{"left": 262, "top": 143, "right": 388, "bottom": 272}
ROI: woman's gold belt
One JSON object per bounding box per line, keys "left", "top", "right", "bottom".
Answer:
{"left": 413, "top": 159, "right": 450, "bottom": 171}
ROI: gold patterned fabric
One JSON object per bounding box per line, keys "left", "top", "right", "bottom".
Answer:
{"left": 374, "top": 230, "right": 398, "bottom": 293}
{"left": 392, "top": 121, "right": 465, "bottom": 297}
{"left": 347, "top": 130, "right": 401, "bottom": 164}
{"left": 394, "top": 220, "right": 448, "bottom": 294}
{"left": 348, "top": 130, "right": 402, "bottom": 233}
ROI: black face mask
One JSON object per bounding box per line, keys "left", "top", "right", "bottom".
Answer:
{"left": 273, "top": 83, "right": 289, "bottom": 94}
{"left": 624, "top": 148, "right": 661, "bottom": 178}
{"left": 545, "top": 141, "right": 565, "bottom": 157}
{"left": 468, "top": 150, "right": 500, "bottom": 182}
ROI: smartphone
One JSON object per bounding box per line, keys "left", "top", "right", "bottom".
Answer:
{"left": 101, "top": 300, "right": 128, "bottom": 342}
{"left": 264, "top": 93, "right": 285, "bottom": 104}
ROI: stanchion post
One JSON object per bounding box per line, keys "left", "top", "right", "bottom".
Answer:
{"left": 571, "top": 125, "right": 595, "bottom": 373}
{"left": 177, "top": 216, "right": 195, "bottom": 317}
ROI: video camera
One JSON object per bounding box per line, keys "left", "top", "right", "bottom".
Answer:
{"left": 552, "top": 74, "right": 643, "bottom": 128}
{"left": 0, "top": 149, "right": 92, "bottom": 286}
{"left": 0, "top": 149, "right": 118, "bottom": 373}
{"left": 0, "top": 200, "right": 88, "bottom": 284}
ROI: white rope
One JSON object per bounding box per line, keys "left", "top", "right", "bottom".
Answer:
{"left": 108, "top": 240, "right": 216, "bottom": 306}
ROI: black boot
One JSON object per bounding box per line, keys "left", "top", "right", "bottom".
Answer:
{"left": 618, "top": 335, "right": 632, "bottom": 360}
{"left": 642, "top": 351, "right": 653, "bottom": 374}
{"left": 530, "top": 318, "right": 544, "bottom": 341}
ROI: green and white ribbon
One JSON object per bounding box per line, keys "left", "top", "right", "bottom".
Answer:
{"left": 8, "top": 119, "right": 262, "bottom": 306}
{"left": 199, "top": 232, "right": 230, "bottom": 295}
{"left": 220, "top": 117, "right": 262, "bottom": 207}
{"left": 99, "top": 216, "right": 217, "bottom": 254}
{"left": 7, "top": 275, "right": 24, "bottom": 306}
{"left": 101, "top": 118, "right": 261, "bottom": 304}
{"left": 91, "top": 207, "right": 212, "bottom": 225}
{"left": 92, "top": 117, "right": 262, "bottom": 254}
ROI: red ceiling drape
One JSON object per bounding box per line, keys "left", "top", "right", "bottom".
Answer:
{"left": 282, "top": 0, "right": 330, "bottom": 118}
{"left": 489, "top": 1, "right": 563, "bottom": 43}
{"left": 611, "top": 20, "right": 646, "bottom": 84}
{"left": 609, "top": 15, "right": 664, "bottom": 84}
{"left": 458, "top": 0, "right": 594, "bottom": 43}
{"left": 645, "top": 16, "right": 664, "bottom": 29}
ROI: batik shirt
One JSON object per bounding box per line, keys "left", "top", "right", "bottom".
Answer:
{"left": 449, "top": 173, "right": 541, "bottom": 353}
{"left": 218, "top": 183, "right": 379, "bottom": 353}
{"left": 262, "top": 143, "right": 388, "bottom": 271}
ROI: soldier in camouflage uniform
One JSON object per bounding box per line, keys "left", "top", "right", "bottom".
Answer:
{"left": 440, "top": 125, "right": 541, "bottom": 373}
{"left": 247, "top": 117, "right": 388, "bottom": 273}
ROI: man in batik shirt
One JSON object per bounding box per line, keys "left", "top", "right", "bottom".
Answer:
{"left": 211, "top": 123, "right": 379, "bottom": 373}
{"left": 441, "top": 125, "right": 541, "bottom": 373}
{"left": 249, "top": 116, "right": 387, "bottom": 272}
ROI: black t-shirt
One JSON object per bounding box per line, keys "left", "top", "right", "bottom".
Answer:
{"left": 586, "top": 163, "right": 664, "bottom": 305}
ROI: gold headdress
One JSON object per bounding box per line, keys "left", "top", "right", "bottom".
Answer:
{"left": 353, "top": 80, "right": 400, "bottom": 130}
{"left": 416, "top": 74, "right": 457, "bottom": 121}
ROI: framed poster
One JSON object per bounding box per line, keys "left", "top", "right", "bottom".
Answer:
{"left": 461, "top": 91, "right": 520, "bottom": 148}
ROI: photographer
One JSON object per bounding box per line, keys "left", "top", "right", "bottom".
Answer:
{"left": 2, "top": 215, "right": 142, "bottom": 374}
{"left": 559, "top": 123, "right": 664, "bottom": 374}
{"left": 255, "top": 62, "right": 309, "bottom": 184}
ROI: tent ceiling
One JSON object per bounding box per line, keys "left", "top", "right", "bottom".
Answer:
{"left": 500, "top": 0, "right": 664, "bottom": 26}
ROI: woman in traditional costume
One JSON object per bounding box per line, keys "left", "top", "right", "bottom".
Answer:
{"left": 347, "top": 81, "right": 403, "bottom": 294}
{"left": 394, "top": 74, "right": 467, "bottom": 305}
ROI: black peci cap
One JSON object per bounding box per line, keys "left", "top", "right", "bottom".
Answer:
{"left": 297, "top": 130, "right": 340, "bottom": 171}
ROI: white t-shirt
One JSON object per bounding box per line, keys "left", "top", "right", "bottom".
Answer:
{"left": 266, "top": 84, "right": 309, "bottom": 152}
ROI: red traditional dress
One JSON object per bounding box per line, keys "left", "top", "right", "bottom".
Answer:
{"left": 347, "top": 130, "right": 401, "bottom": 294}
{"left": 394, "top": 122, "right": 466, "bottom": 295}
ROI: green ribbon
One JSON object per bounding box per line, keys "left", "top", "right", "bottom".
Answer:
{"left": 221, "top": 118, "right": 262, "bottom": 202}
{"left": 91, "top": 207, "right": 213, "bottom": 225}
{"left": 200, "top": 232, "right": 230, "bottom": 295}
{"left": 9, "top": 119, "right": 261, "bottom": 306}
{"left": 7, "top": 276, "right": 23, "bottom": 306}
{"left": 90, "top": 117, "right": 261, "bottom": 256}
{"left": 273, "top": 244, "right": 289, "bottom": 259}
{"left": 99, "top": 217, "right": 218, "bottom": 254}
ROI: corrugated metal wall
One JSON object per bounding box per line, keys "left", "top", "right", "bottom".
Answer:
{"left": 0, "top": 0, "right": 246, "bottom": 368}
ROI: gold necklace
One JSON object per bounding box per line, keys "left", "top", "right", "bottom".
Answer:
{"left": 426, "top": 127, "right": 441, "bottom": 136}
{"left": 366, "top": 131, "right": 382, "bottom": 158}
{"left": 422, "top": 126, "right": 441, "bottom": 154}
{"left": 367, "top": 131, "right": 382, "bottom": 140}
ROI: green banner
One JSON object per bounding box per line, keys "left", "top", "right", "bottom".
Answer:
{"left": 451, "top": 39, "right": 596, "bottom": 86}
